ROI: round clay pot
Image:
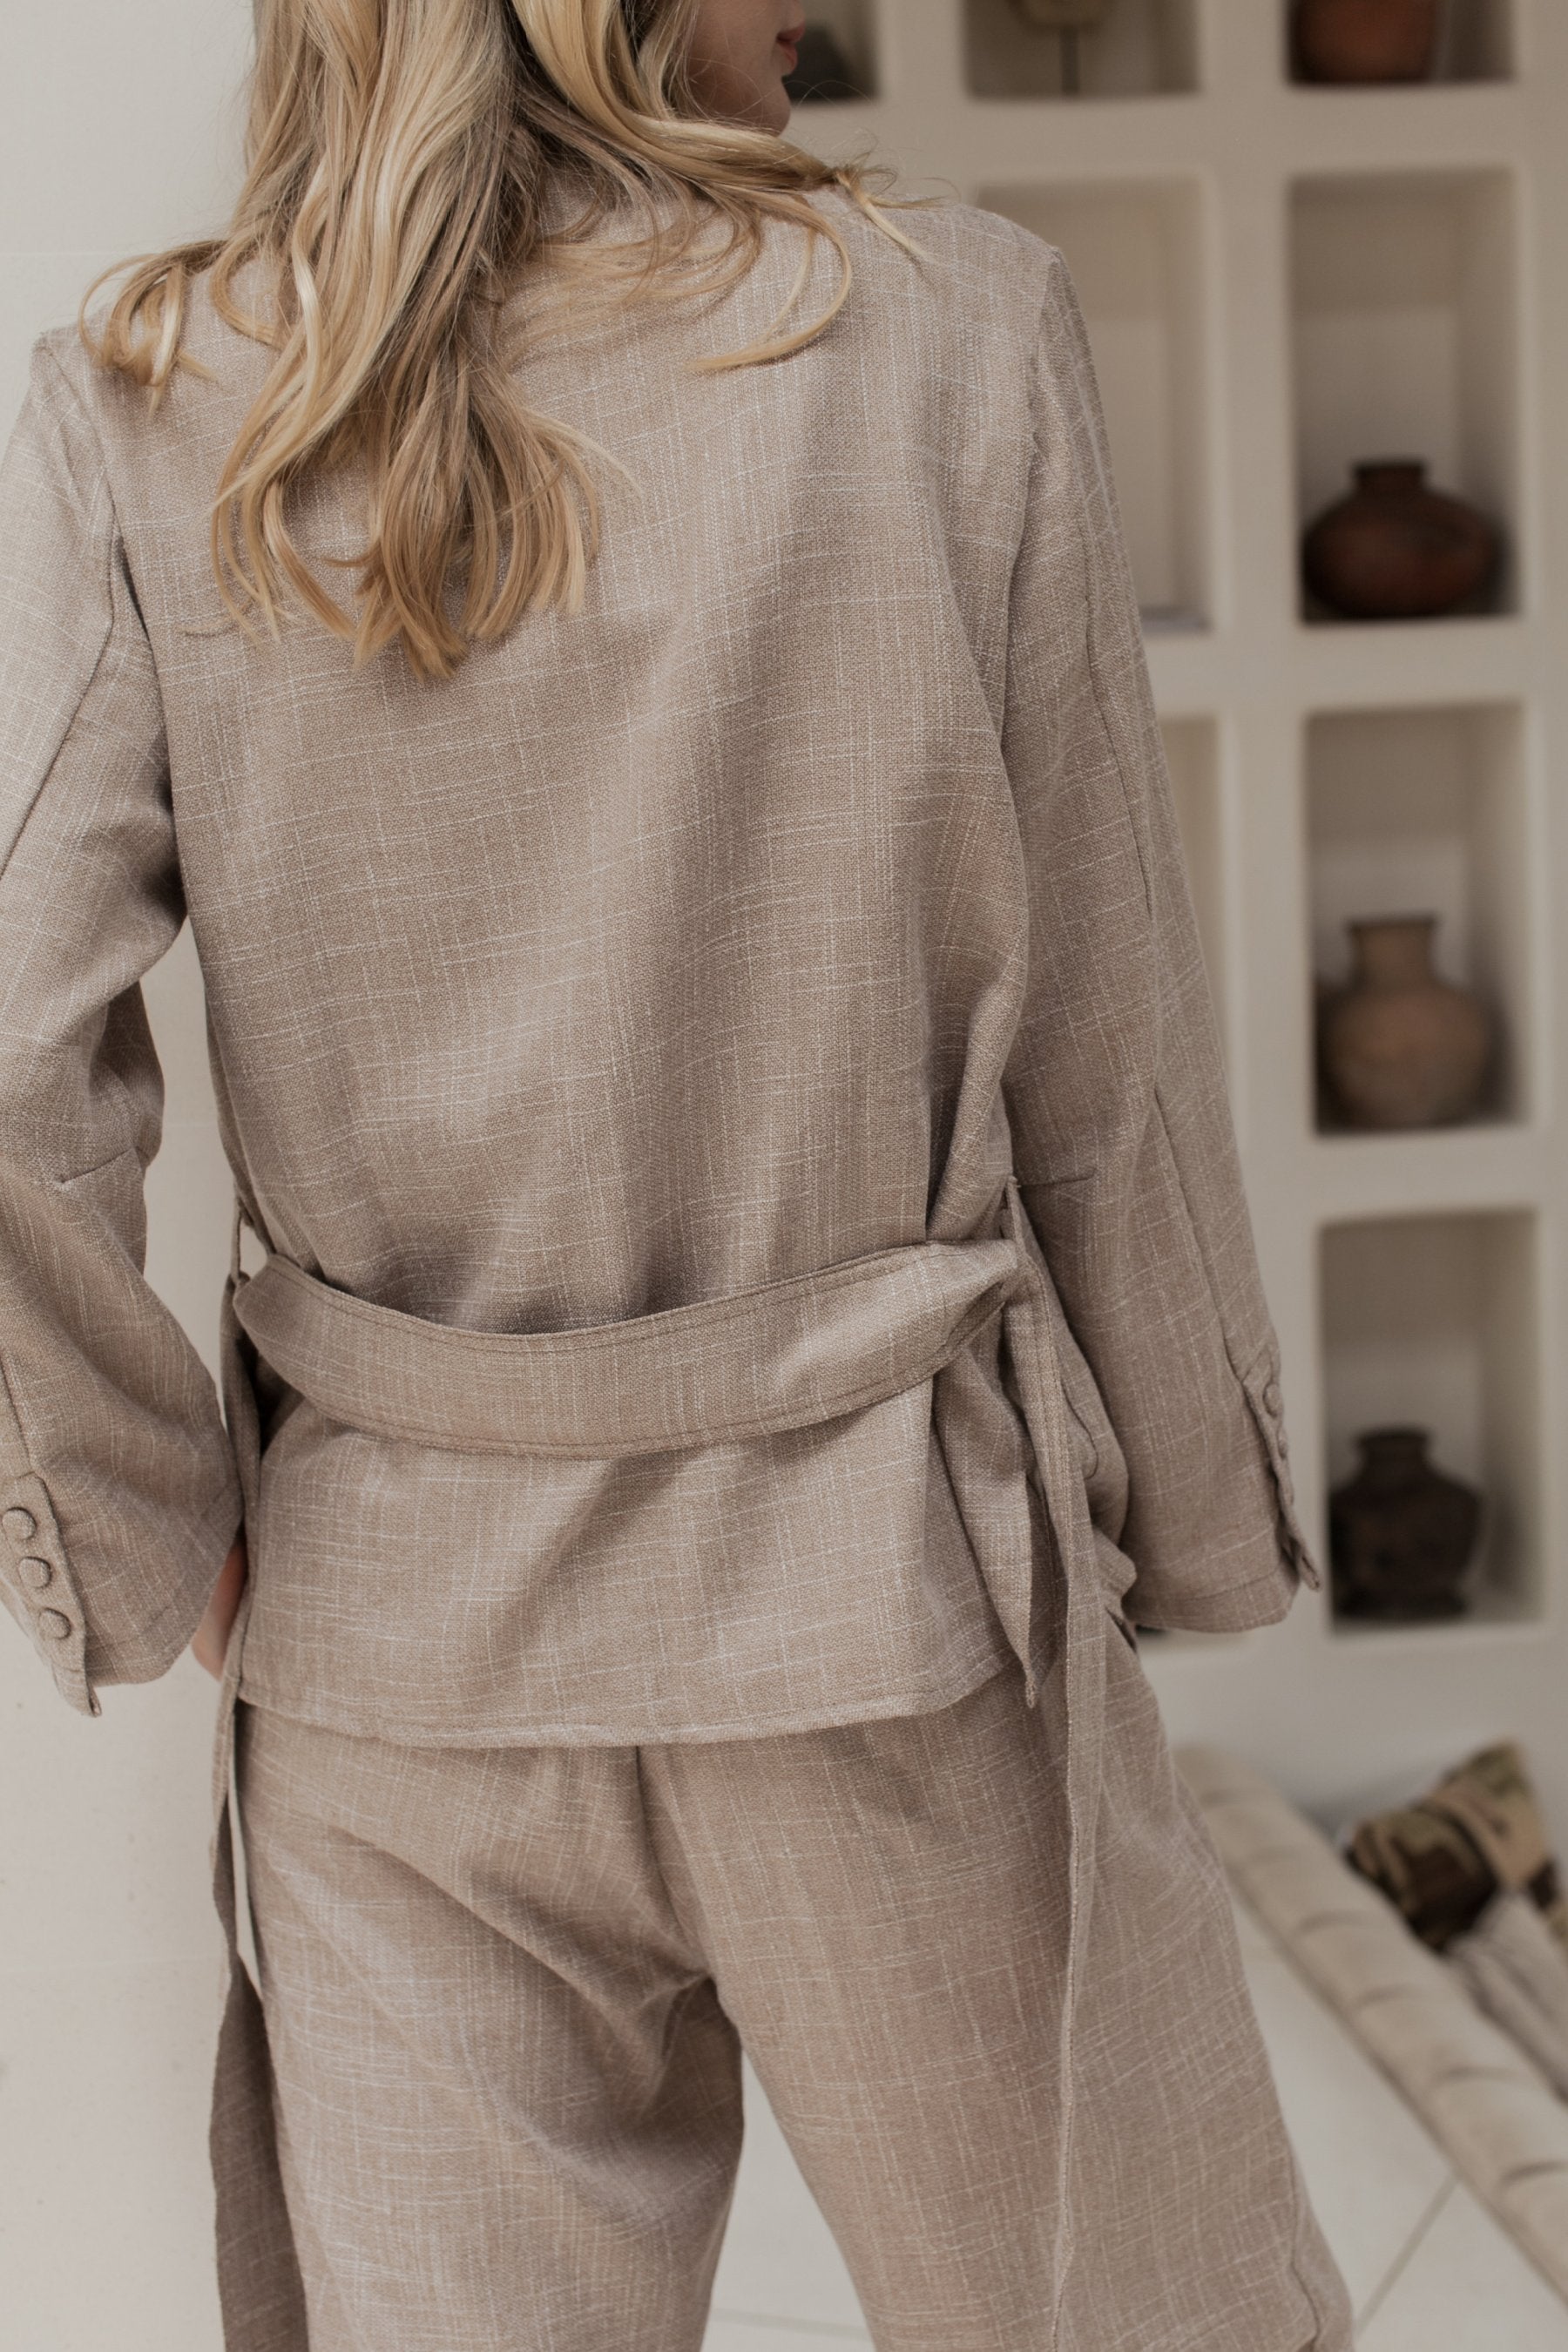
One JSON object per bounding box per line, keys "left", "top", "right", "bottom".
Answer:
{"left": 1303, "top": 461, "right": 1500, "bottom": 620}
{"left": 1329, "top": 1428, "right": 1481, "bottom": 1621}
{"left": 1318, "top": 914, "right": 1492, "bottom": 1129}
{"left": 1294, "top": 0, "right": 1439, "bottom": 83}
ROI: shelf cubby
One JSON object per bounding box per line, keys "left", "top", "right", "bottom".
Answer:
{"left": 784, "top": 5, "right": 878, "bottom": 103}
{"left": 1290, "top": 168, "right": 1520, "bottom": 621}
{"left": 977, "top": 177, "right": 1210, "bottom": 628}
{"left": 1307, "top": 701, "right": 1531, "bottom": 1132}
{"left": 963, "top": 0, "right": 1199, "bottom": 99}
{"left": 1319, "top": 1206, "right": 1542, "bottom": 1632}
{"left": 1284, "top": 0, "right": 1516, "bottom": 87}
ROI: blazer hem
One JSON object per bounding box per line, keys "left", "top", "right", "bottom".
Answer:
{"left": 83, "top": 1474, "right": 247, "bottom": 1694}
{"left": 1128, "top": 1554, "right": 1301, "bottom": 1637}
{"left": 233, "top": 1636, "right": 1020, "bottom": 1752}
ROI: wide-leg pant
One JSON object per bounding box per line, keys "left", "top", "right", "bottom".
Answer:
{"left": 233, "top": 1619, "right": 1355, "bottom": 2352}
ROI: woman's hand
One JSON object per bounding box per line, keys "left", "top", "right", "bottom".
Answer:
{"left": 191, "top": 1529, "right": 248, "bottom": 1680}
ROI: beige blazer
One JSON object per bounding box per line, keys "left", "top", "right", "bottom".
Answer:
{"left": 0, "top": 180, "right": 1328, "bottom": 2352}
{"left": 0, "top": 182, "right": 1317, "bottom": 1745}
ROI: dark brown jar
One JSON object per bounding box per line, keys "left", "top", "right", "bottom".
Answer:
{"left": 1303, "top": 461, "right": 1500, "bottom": 620}
{"left": 1329, "top": 1428, "right": 1482, "bottom": 1621}
{"left": 1294, "top": 0, "right": 1439, "bottom": 83}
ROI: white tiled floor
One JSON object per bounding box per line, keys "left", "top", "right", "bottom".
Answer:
{"left": 707, "top": 2070, "right": 865, "bottom": 2338}
{"left": 699, "top": 1886, "right": 1568, "bottom": 2349}
{"left": 1238, "top": 1920, "right": 1452, "bottom": 2322}
{"left": 1357, "top": 2178, "right": 1568, "bottom": 2352}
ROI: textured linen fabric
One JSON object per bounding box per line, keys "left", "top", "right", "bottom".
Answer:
{"left": 0, "top": 179, "right": 1315, "bottom": 1737}
{"left": 0, "top": 172, "right": 1344, "bottom": 2349}
{"left": 233, "top": 1639, "right": 1353, "bottom": 2352}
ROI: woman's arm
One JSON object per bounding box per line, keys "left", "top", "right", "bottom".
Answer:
{"left": 0, "top": 337, "right": 244, "bottom": 1715}
{"left": 998, "top": 241, "right": 1319, "bottom": 1633}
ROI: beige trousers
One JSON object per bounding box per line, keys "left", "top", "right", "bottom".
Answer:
{"left": 233, "top": 1627, "right": 1355, "bottom": 2352}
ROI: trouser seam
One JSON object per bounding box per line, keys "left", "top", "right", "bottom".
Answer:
{"left": 633, "top": 1741, "right": 712, "bottom": 1984}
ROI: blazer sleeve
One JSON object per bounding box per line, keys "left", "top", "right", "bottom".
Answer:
{"left": 0, "top": 340, "right": 243, "bottom": 1716}
{"left": 997, "top": 244, "right": 1321, "bottom": 1634}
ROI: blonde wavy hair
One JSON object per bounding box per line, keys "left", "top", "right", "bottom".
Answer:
{"left": 82, "top": 0, "right": 931, "bottom": 679}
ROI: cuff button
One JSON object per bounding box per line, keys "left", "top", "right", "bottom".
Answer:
{"left": 37, "top": 1608, "right": 73, "bottom": 1641}
{"left": 18, "top": 1556, "right": 52, "bottom": 1590}
{"left": 3, "top": 1507, "right": 37, "bottom": 1545}
{"left": 1262, "top": 1380, "right": 1282, "bottom": 1415}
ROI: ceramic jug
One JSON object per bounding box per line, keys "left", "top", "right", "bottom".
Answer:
{"left": 1318, "top": 915, "right": 1492, "bottom": 1130}
{"left": 1303, "top": 461, "right": 1500, "bottom": 620}
{"left": 1330, "top": 1428, "right": 1482, "bottom": 1620}
{"left": 1294, "top": 0, "right": 1439, "bottom": 83}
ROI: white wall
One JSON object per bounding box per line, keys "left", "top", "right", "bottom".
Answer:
{"left": 2, "top": 8, "right": 252, "bottom": 2343}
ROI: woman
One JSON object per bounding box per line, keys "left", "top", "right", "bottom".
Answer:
{"left": 0, "top": 2, "right": 1353, "bottom": 2346}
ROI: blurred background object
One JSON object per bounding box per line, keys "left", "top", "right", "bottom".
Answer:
{"left": 1292, "top": 0, "right": 1442, "bottom": 84}
{"left": 781, "top": 20, "right": 868, "bottom": 103}
{"left": 1316, "top": 913, "right": 1495, "bottom": 1130}
{"left": 1302, "top": 458, "right": 1502, "bottom": 619}
{"left": 1005, "top": 0, "right": 1115, "bottom": 96}
{"left": 1329, "top": 1426, "right": 1483, "bottom": 1619}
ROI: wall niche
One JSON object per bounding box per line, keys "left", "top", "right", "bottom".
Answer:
{"left": 1284, "top": 0, "right": 1515, "bottom": 87}
{"left": 965, "top": 0, "right": 1199, "bottom": 99}
{"left": 980, "top": 177, "right": 1212, "bottom": 629}
{"left": 1307, "top": 703, "right": 1531, "bottom": 1133}
{"left": 1291, "top": 169, "right": 1520, "bottom": 622}
{"left": 1320, "top": 1208, "right": 1542, "bottom": 1632}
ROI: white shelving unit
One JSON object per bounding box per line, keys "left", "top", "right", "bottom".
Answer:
{"left": 964, "top": 0, "right": 1201, "bottom": 100}
{"left": 1307, "top": 700, "right": 1533, "bottom": 1127}
{"left": 983, "top": 174, "right": 1212, "bottom": 626}
{"left": 791, "top": 0, "right": 1568, "bottom": 1835}
{"left": 1291, "top": 165, "right": 1521, "bottom": 618}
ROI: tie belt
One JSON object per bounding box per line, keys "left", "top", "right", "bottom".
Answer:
{"left": 224, "top": 1168, "right": 1108, "bottom": 2336}
{"left": 231, "top": 1203, "right": 1023, "bottom": 1461}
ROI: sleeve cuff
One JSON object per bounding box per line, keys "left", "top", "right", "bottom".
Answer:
{"left": 0, "top": 1470, "right": 100, "bottom": 1716}
{"left": 1236, "top": 1344, "right": 1323, "bottom": 1593}
{"left": 0, "top": 1464, "right": 245, "bottom": 1717}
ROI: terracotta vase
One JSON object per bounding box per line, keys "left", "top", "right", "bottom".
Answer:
{"left": 1294, "top": 0, "right": 1440, "bottom": 83}
{"left": 1303, "top": 462, "right": 1500, "bottom": 620}
{"left": 1318, "top": 915, "right": 1492, "bottom": 1130}
{"left": 1329, "top": 1428, "right": 1482, "bottom": 1621}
